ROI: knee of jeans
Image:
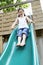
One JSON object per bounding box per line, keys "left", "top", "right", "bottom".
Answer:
{"left": 23, "top": 29, "right": 29, "bottom": 32}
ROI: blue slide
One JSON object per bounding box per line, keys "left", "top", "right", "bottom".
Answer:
{"left": 0, "top": 23, "right": 39, "bottom": 65}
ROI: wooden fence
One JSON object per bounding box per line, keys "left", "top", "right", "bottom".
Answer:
{"left": 0, "top": 11, "right": 17, "bottom": 35}
{"left": 32, "top": 0, "right": 43, "bottom": 30}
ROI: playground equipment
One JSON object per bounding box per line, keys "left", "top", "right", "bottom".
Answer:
{"left": 0, "top": 23, "right": 39, "bottom": 65}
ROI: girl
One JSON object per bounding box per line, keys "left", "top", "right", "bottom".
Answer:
{"left": 11, "top": 8, "right": 33, "bottom": 46}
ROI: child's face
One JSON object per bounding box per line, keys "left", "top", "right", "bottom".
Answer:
{"left": 18, "top": 10, "right": 24, "bottom": 17}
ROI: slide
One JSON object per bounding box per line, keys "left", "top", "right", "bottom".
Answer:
{"left": 0, "top": 23, "right": 39, "bottom": 65}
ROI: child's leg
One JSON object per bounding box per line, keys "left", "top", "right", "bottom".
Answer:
{"left": 20, "top": 34, "right": 26, "bottom": 46}
{"left": 16, "top": 36, "right": 21, "bottom": 46}
{"left": 20, "top": 28, "right": 29, "bottom": 46}
{"left": 17, "top": 29, "right": 22, "bottom": 46}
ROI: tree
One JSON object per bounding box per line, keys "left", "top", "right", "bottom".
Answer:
{"left": 0, "top": 0, "right": 29, "bottom": 13}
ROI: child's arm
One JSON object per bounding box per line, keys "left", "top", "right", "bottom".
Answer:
{"left": 26, "top": 16, "right": 34, "bottom": 23}
{"left": 11, "top": 18, "right": 18, "bottom": 29}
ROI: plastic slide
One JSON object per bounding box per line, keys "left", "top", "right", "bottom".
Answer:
{"left": 0, "top": 23, "right": 39, "bottom": 65}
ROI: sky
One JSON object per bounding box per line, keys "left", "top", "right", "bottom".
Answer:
{"left": 24, "top": 3, "right": 32, "bottom": 15}
{"left": 40, "top": 0, "right": 43, "bottom": 10}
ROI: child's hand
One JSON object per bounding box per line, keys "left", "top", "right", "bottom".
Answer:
{"left": 12, "top": 27, "right": 14, "bottom": 29}
{"left": 11, "top": 26, "right": 14, "bottom": 30}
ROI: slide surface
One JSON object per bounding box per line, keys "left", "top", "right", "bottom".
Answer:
{"left": 0, "top": 23, "right": 39, "bottom": 65}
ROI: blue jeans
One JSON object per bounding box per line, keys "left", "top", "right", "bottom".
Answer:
{"left": 17, "top": 28, "right": 29, "bottom": 37}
